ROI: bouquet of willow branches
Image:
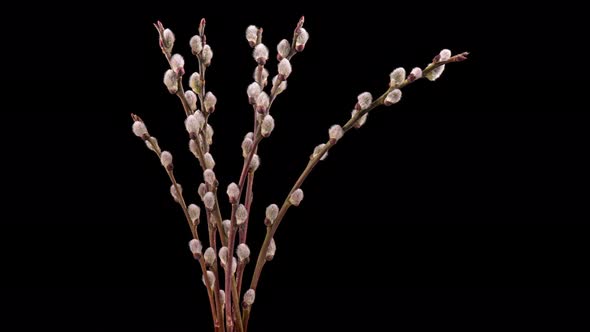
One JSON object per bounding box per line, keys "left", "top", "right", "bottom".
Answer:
{"left": 131, "top": 16, "right": 467, "bottom": 332}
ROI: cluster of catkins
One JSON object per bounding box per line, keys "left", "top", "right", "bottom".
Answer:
{"left": 131, "top": 16, "right": 467, "bottom": 332}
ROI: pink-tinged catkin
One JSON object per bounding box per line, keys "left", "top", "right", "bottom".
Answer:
{"left": 277, "top": 39, "right": 290, "bottom": 60}
{"left": 236, "top": 204, "right": 248, "bottom": 225}
{"left": 162, "top": 28, "right": 175, "bottom": 51}
{"left": 329, "top": 125, "right": 344, "bottom": 143}
{"left": 256, "top": 92, "right": 270, "bottom": 113}
{"left": 204, "top": 169, "right": 216, "bottom": 185}
{"left": 189, "top": 35, "right": 203, "bottom": 55}
{"left": 184, "top": 91, "right": 198, "bottom": 112}
{"left": 132, "top": 121, "right": 149, "bottom": 139}
{"left": 203, "top": 192, "right": 215, "bottom": 210}
{"left": 261, "top": 115, "right": 275, "bottom": 137}
{"left": 198, "top": 183, "right": 207, "bottom": 201}
{"left": 265, "top": 204, "right": 279, "bottom": 225}
{"left": 205, "top": 124, "right": 214, "bottom": 145}
{"left": 204, "top": 153, "right": 215, "bottom": 169}
{"left": 241, "top": 136, "right": 254, "bottom": 158}
{"left": 247, "top": 82, "right": 262, "bottom": 104}
{"left": 266, "top": 238, "right": 276, "bottom": 261}
{"left": 295, "top": 28, "right": 309, "bottom": 52}
{"left": 311, "top": 143, "right": 328, "bottom": 161}
{"left": 289, "top": 189, "right": 304, "bottom": 206}
{"left": 357, "top": 92, "right": 372, "bottom": 110}
{"left": 426, "top": 49, "right": 451, "bottom": 81}
{"left": 170, "top": 54, "right": 185, "bottom": 75}
{"left": 202, "top": 271, "right": 215, "bottom": 290}
{"left": 351, "top": 110, "right": 368, "bottom": 129}
{"left": 204, "top": 247, "right": 216, "bottom": 267}
{"left": 408, "top": 67, "right": 422, "bottom": 82}
{"left": 237, "top": 243, "right": 250, "bottom": 262}
{"left": 188, "top": 204, "right": 200, "bottom": 225}
{"left": 222, "top": 219, "right": 231, "bottom": 237}
{"left": 227, "top": 182, "right": 239, "bottom": 204}
{"left": 278, "top": 58, "right": 292, "bottom": 80}
{"left": 384, "top": 89, "right": 402, "bottom": 106}
{"left": 204, "top": 92, "right": 217, "bottom": 113}
{"left": 245, "top": 25, "right": 258, "bottom": 47}
{"left": 201, "top": 45, "right": 213, "bottom": 67}
{"left": 243, "top": 289, "right": 256, "bottom": 307}
{"left": 253, "top": 44, "right": 269, "bottom": 65}
{"left": 218, "top": 246, "right": 229, "bottom": 267}
{"left": 185, "top": 114, "right": 203, "bottom": 138}
{"left": 249, "top": 154, "right": 260, "bottom": 172}
{"left": 163, "top": 69, "right": 178, "bottom": 94}
{"left": 389, "top": 67, "right": 406, "bottom": 87}
{"left": 189, "top": 140, "right": 199, "bottom": 158}
{"left": 230, "top": 257, "right": 237, "bottom": 275}
{"left": 272, "top": 76, "right": 287, "bottom": 94}
{"left": 170, "top": 184, "right": 183, "bottom": 203}
{"left": 189, "top": 239, "right": 203, "bottom": 259}
{"left": 146, "top": 137, "right": 159, "bottom": 152}
{"left": 219, "top": 290, "right": 226, "bottom": 308}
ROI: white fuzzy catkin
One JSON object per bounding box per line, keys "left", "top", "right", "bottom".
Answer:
{"left": 241, "top": 137, "right": 253, "bottom": 158}
{"left": 243, "top": 289, "right": 256, "bottom": 306}
{"left": 219, "top": 290, "right": 226, "bottom": 308}
{"left": 204, "top": 169, "right": 216, "bottom": 185}
{"left": 185, "top": 114, "right": 203, "bottom": 137}
{"left": 203, "top": 192, "right": 215, "bottom": 210}
{"left": 231, "top": 257, "right": 237, "bottom": 275}
{"left": 184, "top": 91, "right": 198, "bottom": 111}
{"left": 426, "top": 49, "right": 451, "bottom": 81}
{"left": 189, "top": 239, "right": 202, "bottom": 258}
{"left": 389, "top": 67, "right": 406, "bottom": 87}
{"left": 295, "top": 28, "right": 309, "bottom": 51}
{"left": 351, "top": 110, "right": 368, "bottom": 129}
{"left": 222, "top": 219, "right": 231, "bottom": 236}
{"left": 253, "top": 44, "right": 269, "bottom": 64}
{"left": 227, "top": 182, "right": 239, "bottom": 203}
{"left": 256, "top": 92, "right": 270, "bottom": 113}
{"left": 265, "top": 204, "right": 279, "bottom": 224}
{"left": 312, "top": 143, "right": 328, "bottom": 161}
{"left": 247, "top": 82, "right": 262, "bottom": 104}
{"left": 329, "top": 125, "right": 344, "bottom": 142}
{"left": 201, "top": 45, "right": 213, "bottom": 66}
{"left": 198, "top": 183, "right": 207, "bottom": 201}
{"left": 249, "top": 154, "right": 260, "bottom": 172}
{"left": 189, "top": 140, "right": 199, "bottom": 158}
{"left": 170, "top": 184, "right": 183, "bottom": 203}
{"left": 357, "top": 92, "right": 373, "bottom": 110}
{"left": 163, "top": 69, "right": 178, "bottom": 94}
{"left": 202, "top": 270, "right": 215, "bottom": 290}
{"left": 278, "top": 58, "right": 292, "bottom": 79}
{"left": 188, "top": 204, "right": 200, "bottom": 224}
{"left": 384, "top": 89, "right": 402, "bottom": 106}
{"left": 170, "top": 54, "right": 185, "bottom": 74}
{"left": 261, "top": 115, "right": 275, "bottom": 137}
{"left": 272, "top": 76, "right": 287, "bottom": 94}
{"left": 218, "top": 246, "right": 228, "bottom": 267}
{"left": 245, "top": 25, "right": 258, "bottom": 46}
{"left": 204, "top": 92, "right": 217, "bottom": 113}
{"left": 204, "top": 153, "right": 215, "bottom": 169}
{"left": 132, "top": 121, "right": 149, "bottom": 138}
{"left": 237, "top": 243, "right": 250, "bottom": 262}
{"left": 266, "top": 238, "right": 276, "bottom": 261}
{"left": 277, "top": 39, "right": 290, "bottom": 60}
{"left": 162, "top": 28, "right": 175, "bottom": 50}
{"left": 236, "top": 204, "right": 248, "bottom": 225}
{"left": 205, "top": 124, "right": 214, "bottom": 145}
{"left": 189, "top": 35, "right": 203, "bottom": 55}
{"left": 204, "top": 247, "right": 216, "bottom": 266}
{"left": 254, "top": 67, "right": 269, "bottom": 87}
{"left": 289, "top": 189, "right": 304, "bottom": 206}
{"left": 189, "top": 72, "right": 202, "bottom": 92}
{"left": 410, "top": 67, "right": 423, "bottom": 81}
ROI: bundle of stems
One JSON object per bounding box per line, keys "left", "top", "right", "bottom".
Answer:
{"left": 131, "top": 16, "right": 468, "bottom": 332}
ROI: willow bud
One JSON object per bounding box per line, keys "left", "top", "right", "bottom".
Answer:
{"left": 203, "top": 192, "right": 215, "bottom": 210}
{"left": 249, "top": 154, "right": 260, "bottom": 172}
{"left": 236, "top": 204, "right": 248, "bottom": 225}
{"left": 241, "top": 136, "right": 254, "bottom": 158}
{"left": 184, "top": 91, "right": 198, "bottom": 112}
{"left": 245, "top": 25, "right": 258, "bottom": 47}
{"left": 265, "top": 204, "right": 279, "bottom": 226}
{"left": 272, "top": 76, "right": 287, "bottom": 95}
{"left": 198, "top": 183, "right": 207, "bottom": 201}
{"left": 188, "top": 204, "right": 201, "bottom": 225}
{"left": 278, "top": 58, "right": 292, "bottom": 80}
{"left": 266, "top": 238, "right": 276, "bottom": 261}
{"left": 247, "top": 82, "right": 262, "bottom": 104}
{"left": 222, "top": 219, "right": 231, "bottom": 237}
{"left": 256, "top": 92, "right": 270, "bottom": 113}
{"left": 204, "top": 169, "right": 216, "bottom": 185}
{"left": 351, "top": 110, "right": 368, "bottom": 129}
{"left": 189, "top": 239, "right": 202, "bottom": 259}
{"left": 170, "top": 184, "right": 183, "bottom": 203}
{"left": 204, "top": 247, "right": 216, "bottom": 267}
{"left": 218, "top": 246, "right": 228, "bottom": 267}
{"left": 204, "top": 152, "right": 215, "bottom": 169}
{"left": 356, "top": 92, "right": 372, "bottom": 110}
{"left": 204, "top": 92, "right": 217, "bottom": 113}
{"left": 289, "top": 189, "right": 304, "bottom": 206}
{"left": 295, "top": 28, "right": 309, "bottom": 52}
{"left": 253, "top": 44, "right": 269, "bottom": 65}
{"left": 162, "top": 28, "right": 175, "bottom": 51}
{"left": 389, "top": 67, "right": 406, "bottom": 87}
{"left": 384, "top": 89, "right": 402, "bottom": 106}
{"left": 163, "top": 69, "right": 178, "bottom": 94}
{"left": 243, "top": 289, "right": 256, "bottom": 307}
{"left": 261, "top": 115, "right": 275, "bottom": 137}
{"left": 237, "top": 243, "right": 250, "bottom": 262}
{"left": 189, "top": 35, "right": 203, "bottom": 55}
{"left": 205, "top": 124, "right": 214, "bottom": 145}
{"left": 408, "top": 67, "right": 422, "bottom": 82}
{"left": 201, "top": 45, "right": 213, "bottom": 67}
{"left": 277, "top": 39, "right": 290, "bottom": 60}
{"left": 202, "top": 270, "right": 215, "bottom": 290}
{"left": 170, "top": 54, "right": 185, "bottom": 75}
{"left": 329, "top": 124, "right": 344, "bottom": 143}
{"left": 426, "top": 49, "right": 451, "bottom": 81}
{"left": 132, "top": 121, "right": 149, "bottom": 139}
{"left": 311, "top": 143, "right": 328, "bottom": 161}
{"left": 254, "top": 67, "right": 269, "bottom": 87}
{"left": 189, "top": 72, "right": 202, "bottom": 93}
{"left": 185, "top": 114, "right": 203, "bottom": 139}
{"left": 227, "top": 182, "right": 239, "bottom": 204}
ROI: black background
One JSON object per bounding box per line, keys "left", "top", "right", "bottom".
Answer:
{"left": 1, "top": 1, "right": 588, "bottom": 331}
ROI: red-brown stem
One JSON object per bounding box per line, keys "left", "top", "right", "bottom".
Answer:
{"left": 225, "top": 203, "right": 238, "bottom": 331}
